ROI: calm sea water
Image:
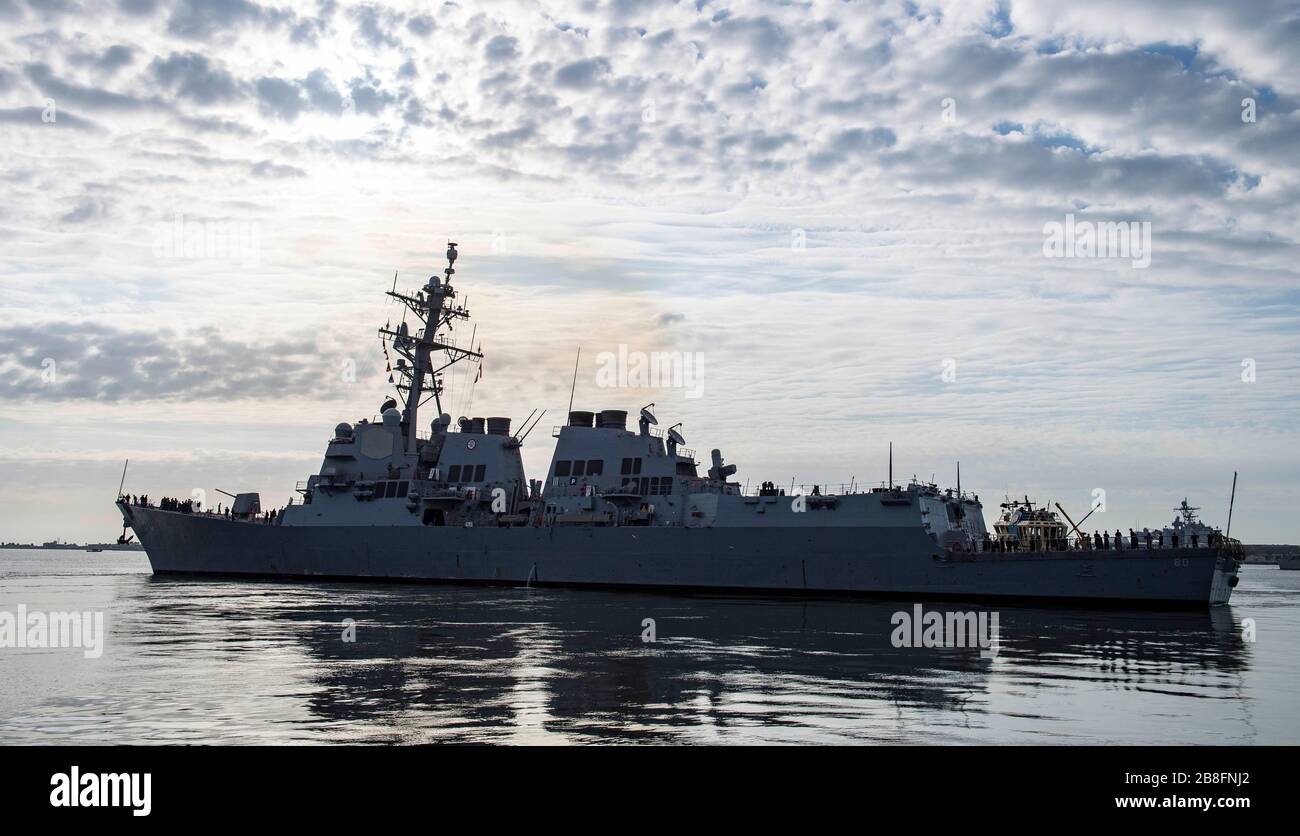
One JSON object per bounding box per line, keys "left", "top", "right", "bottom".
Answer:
{"left": 1, "top": 548, "right": 1297, "bottom": 744}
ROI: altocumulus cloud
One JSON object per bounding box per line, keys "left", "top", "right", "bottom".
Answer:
{"left": 0, "top": 0, "right": 1298, "bottom": 541}
{"left": 0, "top": 323, "right": 374, "bottom": 402}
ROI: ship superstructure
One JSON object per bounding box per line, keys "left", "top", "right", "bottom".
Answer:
{"left": 993, "top": 498, "right": 1070, "bottom": 551}
{"left": 117, "top": 246, "right": 1241, "bottom": 606}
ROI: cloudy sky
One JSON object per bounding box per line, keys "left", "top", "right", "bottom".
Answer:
{"left": 1, "top": 0, "right": 1298, "bottom": 544}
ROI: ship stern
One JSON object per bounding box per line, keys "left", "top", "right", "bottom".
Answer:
{"left": 1208, "top": 551, "right": 1241, "bottom": 605}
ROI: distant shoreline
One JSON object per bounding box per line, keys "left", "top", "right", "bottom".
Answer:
{"left": 0, "top": 543, "right": 145, "bottom": 552}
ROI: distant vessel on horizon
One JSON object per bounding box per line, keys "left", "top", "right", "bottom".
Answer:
{"left": 84, "top": 542, "right": 146, "bottom": 553}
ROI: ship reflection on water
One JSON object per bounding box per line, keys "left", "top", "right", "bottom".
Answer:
{"left": 123, "top": 578, "right": 1254, "bottom": 744}
{"left": 1, "top": 551, "right": 1280, "bottom": 744}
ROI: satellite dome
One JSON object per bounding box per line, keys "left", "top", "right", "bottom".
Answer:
{"left": 382, "top": 407, "right": 401, "bottom": 426}
{"left": 334, "top": 422, "right": 354, "bottom": 438}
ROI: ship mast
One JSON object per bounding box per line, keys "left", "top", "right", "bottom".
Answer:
{"left": 377, "top": 242, "right": 483, "bottom": 452}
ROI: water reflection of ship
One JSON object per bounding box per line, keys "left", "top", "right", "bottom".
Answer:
{"left": 140, "top": 580, "right": 1250, "bottom": 741}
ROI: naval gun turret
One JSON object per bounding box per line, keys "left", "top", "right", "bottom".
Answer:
{"left": 216, "top": 488, "right": 261, "bottom": 520}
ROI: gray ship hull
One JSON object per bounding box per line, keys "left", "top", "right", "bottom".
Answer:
{"left": 120, "top": 503, "right": 1239, "bottom": 607}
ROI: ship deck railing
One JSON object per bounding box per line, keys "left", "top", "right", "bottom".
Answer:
{"left": 731, "top": 481, "right": 977, "bottom": 498}
{"left": 736, "top": 482, "right": 897, "bottom": 497}
{"left": 986, "top": 535, "right": 1241, "bottom": 554}
{"left": 542, "top": 482, "right": 940, "bottom": 499}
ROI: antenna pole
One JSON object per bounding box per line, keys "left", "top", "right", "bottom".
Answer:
{"left": 518, "top": 409, "right": 547, "bottom": 443}
{"left": 515, "top": 409, "right": 537, "bottom": 439}
{"left": 1226, "top": 471, "right": 1238, "bottom": 540}
{"left": 957, "top": 461, "right": 961, "bottom": 497}
{"left": 888, "top": 442, "right": 893, "bottom": 489}
{"left": 566, "top": 346, "right": 581, "bottom": 417}
{"left": 116, "top": 458, "right": 129, "bottom": 499}
{"left": 450, "top": 323, "right": 476, "bottom": 418}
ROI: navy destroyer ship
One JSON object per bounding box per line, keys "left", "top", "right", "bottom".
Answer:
{"left": 117, "top": 245, "right": 1241, "bottom": 606}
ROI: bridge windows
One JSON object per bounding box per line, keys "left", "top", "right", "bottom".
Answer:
{"left": 618, "top": 474, "right": 673, "bottom": 495}
{"left": 620, "top": 457, "right": 643, "bottom": 475}
{"left": 372, "top": 480, "right": 411, "bottom": 498}
{"left": 555, "top": 459, "right": 605, "bottom": 478}
{"left": 443, "top": 465, "right": 484, "bottom": 483}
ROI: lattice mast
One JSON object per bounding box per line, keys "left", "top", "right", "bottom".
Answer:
{"left": 377, "top": 243, "right": 482, "bottom": 452}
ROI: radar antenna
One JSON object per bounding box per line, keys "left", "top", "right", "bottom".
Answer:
{"left": 1174, "top": 498, "right": 1201, "bottom": 523}
{"left": 639, "top": 403, "right": 657, "bottom": 437}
